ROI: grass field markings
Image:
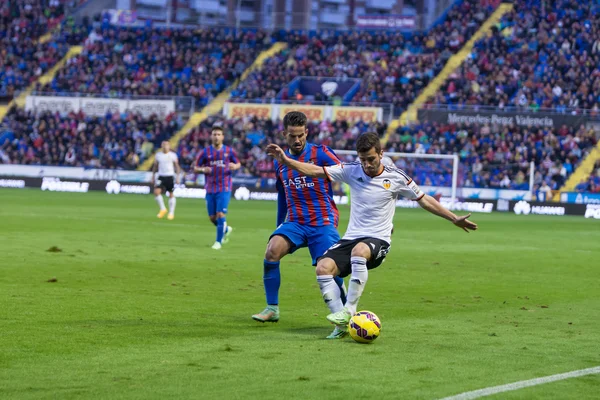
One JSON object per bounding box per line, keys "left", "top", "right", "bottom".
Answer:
{"left": 438, "top": 366, "right": 600, "bottom": 400}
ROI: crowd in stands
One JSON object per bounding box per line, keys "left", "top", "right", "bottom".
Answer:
{"left": 177, "top": 116, "right": 388, "bottom": 180}
{"left": 38, "top": 26, "right": 275, "bottom": 107}
{"left": 575, "top": 160, "right": 600, "bottom": 193}
{"left": 230, "top": 0, "right": 496, "bottom": 115}
{"left": 427, "top": 0, "right": 600, "bottom": 114}
{"left": 0, "top": 0, "right": 72, "bottom": 98}
{"left": 0, "top": 108, "right": 180, "bottom": 168}
{"left": 2, "top": 0, "right": 599, "bottom": 196}
{"left": 387, "top": 121, "right": 597, "bottom": 190}
{"left": 2, "top": 105, "right": 596, "bottom": 192}
{"left": 176, "top": 116, "right": 597, "bottom": 191}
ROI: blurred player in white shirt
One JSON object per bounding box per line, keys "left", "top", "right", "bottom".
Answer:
{"left": 152, "top": 141, "right": 181, "bottom": 220}
{"left": 266, "top": 133, "right": 477, "bottom": 337}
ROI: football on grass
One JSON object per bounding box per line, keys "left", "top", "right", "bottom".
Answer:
{"left": 348, "top": 311, "right": 381, "bottom": 343}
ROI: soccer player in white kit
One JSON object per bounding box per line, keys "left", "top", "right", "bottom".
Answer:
{"left": 266, "top": 132, "right": 477, "bottom": 336}
{"left": 152, "top": 141, "right": 181, "bottom": 220}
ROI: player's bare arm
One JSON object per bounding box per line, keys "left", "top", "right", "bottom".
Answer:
{"left": 174, "top": 159, "right": 181, "bottom": 184}
{"left": 228, "top": 161, "right": 241, "bottom": 171}
{"left": 151, "top": 160, "right": 157, "bottom": 181}
{"left": 266, "top": 144, "right": 327, "bottom": 178}
{"left": 417, "top": 194, "right": 478, "bottom": 233}
{"left": 194, "top": 165, "right": 212, "bottom": 174}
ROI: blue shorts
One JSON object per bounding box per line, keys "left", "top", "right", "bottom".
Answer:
{"left": 206, "top": 192, "right": 231, "bottom": 216}
{"left": 270, "top": 222, "right": 340, "bottom": 266}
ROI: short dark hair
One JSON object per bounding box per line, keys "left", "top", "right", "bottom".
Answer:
{"left": 211, "top": 124, "right": 224, "bottom": 134}
{"left": 356, "top": 132, "right": 381, "bottom": 154}
{"left": 283, "top": 111, "right": 307, "bottom": 130}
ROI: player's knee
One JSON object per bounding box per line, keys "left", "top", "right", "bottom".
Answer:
{"left": 316, "top": 259, "right": 336, "bottom": 276}
{"left": 153, "top": 188, "right": 161, "bottom": 196}
{"left": 265, "top": 236, "right": 288, "bottom": 262}
{"left": 351, "top": 242, "right": 371, "bottom": 259}
{"left": 216, "top": 212, "right": 225, "bottom": 219}
{"left": 209, "top": 216, "right": 217, "bottom": 223}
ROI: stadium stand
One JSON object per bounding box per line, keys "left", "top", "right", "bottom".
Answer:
{"left": 1, "top": 1, "right": 598, "bottom": 198}
{"left": 0, "top": 108, "right": 180, "bottom": 168}
{"left": 426, "top": 0, "right": 600, "bottom": 113}
{"left": 229, "top": 0, "right": 497, "bottom": 116}
{"left": 37, "top": 26, "right": 275, "bottom": 107}
{"left": 176, "top": 116, "right": 597, "bottom": 190}
{"left": 575, "top": 160, "right": 600, "bottom": 193}
{"left": 177, "top": 116, "right": 388, "bottom": 179}
{"left": 0, "top": 0, "right": 74, "bottom": 99}
{"left": 386, "top": 121, "right": 597, "bottom": 190}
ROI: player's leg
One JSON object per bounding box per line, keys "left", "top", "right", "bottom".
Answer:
{"left": 167, "top": 180, "right": 176, "bottom": 220}
{"left": 213, "top": 192, "right": 230, "bottom": 246}
{"left": 154, "top": 184, "right": 167, "bottom": 218}
{"left": 219, "top": 191, "right": 233, "bottom": 244}
{"left": 252, "top": 223, "right": 306, "bottom": 323}
{"left": 251, "top": 235, "right": 291, "bottom": 322}
{"left": 344, "top": 242, "right": 373, "bottom": 316}
{"left": 306, "top": 225, "right": 347, "bottom": 305}
{"left": 323, "top": 240, "right": 373, "bottom": 326}
{"left": 205, "top": 194, "right": 220, "bottom": 249}
{"left": 315, "top": 256, "right": 348, "bottom": 339}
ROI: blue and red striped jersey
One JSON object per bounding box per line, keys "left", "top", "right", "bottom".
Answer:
{"left": 195, "top": 145, "right": 239, "bottom": 193}
{"left": 276, "top": 143, "right": 340, "bottom": 227}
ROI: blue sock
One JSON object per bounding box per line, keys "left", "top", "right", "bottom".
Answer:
{"left": 263, "top": 260, "right": 281, "bottom": 305}
{"left": 216, "top": 217, "right": 226, "bottom": 243}
{"left": 334, "top": 276, "right": 347, "bottom": 305}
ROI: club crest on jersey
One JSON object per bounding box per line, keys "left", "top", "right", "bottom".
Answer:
{"left": 382, "top": 179, "right": 391, "bottom": 190}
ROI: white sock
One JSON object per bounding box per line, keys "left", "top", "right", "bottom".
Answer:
{"left": 155, "top": 195, "right": 166, "bottom": 211}
{"left": 168, "top": 197, "right": 176, "bottom": 214}
{"left": 346, "top": 256, "right": 368, "bottom": 315}
{"left": 317, "top": 274, "right": 343, "bottom": 314}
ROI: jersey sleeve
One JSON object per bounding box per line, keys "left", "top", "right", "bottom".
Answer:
{"left": 317, "top": 145, "right": 341, "bottom": 166}
{"left": 276, "top": 176, "right": 287, "bottom": 226}
{"left": 394, "top": 171, "right": 425, "bottom": 201}
{"left": 229, "top": 148, "right": 240, "bottom": 164}
{"left": 195, "top": 150, "right": 206, "bottom": 167}
{"left": 274, "top": 159, "right": 287, "bottom": 225}
{"left": 323, "top": 163, "right": 349, "bottom": 183}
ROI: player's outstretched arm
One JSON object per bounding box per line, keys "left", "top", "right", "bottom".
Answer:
{"left": 417, "top": 195, "right": 478, "bottom": 233}
{"left": 266, "top": 144, "right": 327, "bottom": 178}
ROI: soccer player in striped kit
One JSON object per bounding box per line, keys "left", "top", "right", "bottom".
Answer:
{"left": 252, "top": 111, "right": 348, "bottom": 339}
{"left": 194, "top": 125, "right": 241, "bottom": 250}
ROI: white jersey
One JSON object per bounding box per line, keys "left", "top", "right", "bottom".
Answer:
{"left": 155, "top": 151, "right": 178, "bottom": 176}
{"left": 324, "top": 162, "right": 424, "bottom": 243}
{"left": 381, "top": 156, "right": 395, "bottom": 167}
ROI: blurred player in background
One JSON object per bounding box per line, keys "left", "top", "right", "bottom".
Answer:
{"left": 194, "top": 125, "right": 241, "bottom": 250}
{"left": 266, "top": 132, "right": 477, "bottom": 336}
{"left": 252, "top": 111, "right": 348, "bottom": 339}
{"left": 152, "top": 141, "right": 180, "bottom": 220}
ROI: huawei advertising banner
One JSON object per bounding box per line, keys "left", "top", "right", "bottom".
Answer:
{"left": 417, "top": 109, "right": 589, "bottom": 128}
{"left": 496, "top": 199, "right": 599, "bottom": 219}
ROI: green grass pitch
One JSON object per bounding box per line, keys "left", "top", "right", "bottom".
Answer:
{"left": 1, "top": 189, "right": 599, "bottom": 399}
